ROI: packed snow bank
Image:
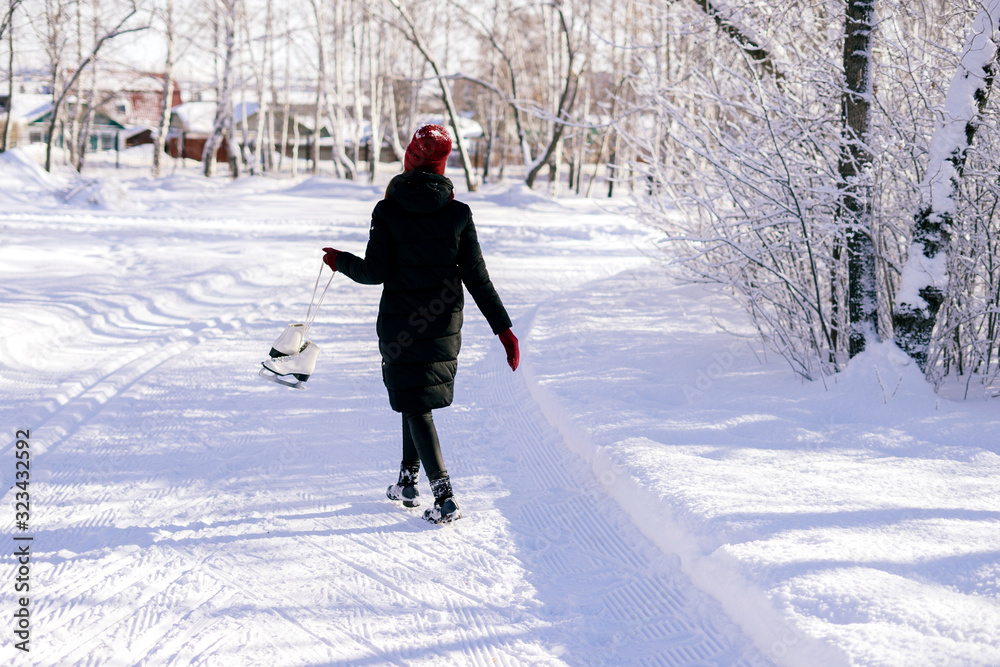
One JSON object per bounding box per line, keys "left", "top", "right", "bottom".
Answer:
{"left": 0, "top": 148, "right": 139, "bottom": 210}
{"left": 280, "top": 175, "right": 383, "bottom": 200}
{"left": 62, "top": 176, "right": 134, "bottom": 209}
{"left": 0, "top": 148, "right": 62, "bottom": 203}
{"left": 472, "top": 182, "right": 554, "bottom": 208}
{"left": 522, "top": 268, "right": 1000, "bottom": 667}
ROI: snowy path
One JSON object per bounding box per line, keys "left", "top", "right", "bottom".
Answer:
{"left": 0, "top": 172, "right": 770, "bottom": 665}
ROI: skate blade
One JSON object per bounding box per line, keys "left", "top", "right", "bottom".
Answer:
{"left": 258, "top": 367, "right": 307, "bottom": 390}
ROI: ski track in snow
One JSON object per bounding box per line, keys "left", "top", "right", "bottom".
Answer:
{"left": 0, "top": 175, "right": 770, "bottom": 666}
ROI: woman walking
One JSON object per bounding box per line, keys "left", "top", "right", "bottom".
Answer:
{"left": 322, "top": 125, "right": 519, "bottom": 524}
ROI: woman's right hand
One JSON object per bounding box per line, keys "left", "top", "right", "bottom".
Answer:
{"left": 322, "top": 247, "right": 340, "bottom": 272}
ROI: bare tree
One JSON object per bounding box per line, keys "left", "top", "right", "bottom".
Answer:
{"left": 306, "top": 0, "right": 355, "bottom": 178}
{"left": 43, "top": 0, "right": 145, "bottom": 172}
{"left": 839, "top": 0, "right": 878, "bottom": 357}
{"left": 258, "top": 0, "right": 274, "bottom": 172}
{"left": 447, "top": 0, "right": 532, "bottom": 171}
{"left": 308, "top": 0, "right": 327, "bottom": 174}
{"left": 67, "top": 0, "right": 87, "bottom": 169}
{"left": 38, "top": 0, "right": 72, "bottom": 169}
{"left": 330, "top": 0, "right": 356, "bottom": 178}
{"left": 383, "top": 76, "right": 406, "bottom": 162}
{"left": 236, "top": 0, "right": 278, "bottom": 174}
{"left": 350, "top": 0, "right": 363, "bottom": 171}
{"left": 74, "top": 0, "right": 105, "bottom": 173}
{"left": 524, "top": 1, "right": 581, "bottom": 189}
{"left": 366, "top": 4, "right": 384, "bottom": 181}
{"left": 153, "top": 0, "right": 176, "bottom": 178}
{"left": 444, "top": 0, "right": 591, "bottom": 190}
{"left": 388, "top": 0, "right": 478, "bottom": 191}
{"left": 0, "top": 0, "right": 22, "bottom": 153}
{"left": 277, "top": 0, "right": 291, "bottom": 173}
{"left": 203, "top": 0, "right": 238, "bottom": 177}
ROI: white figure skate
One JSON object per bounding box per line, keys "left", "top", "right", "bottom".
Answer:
{"left": 269, "top": 323, "right": 307, "bottom": 358}
{"left": 259, "top": 340, "right": 320, "bottom": 389}
{"left": 258, "top": 261, "right": 333, "bottom": 390}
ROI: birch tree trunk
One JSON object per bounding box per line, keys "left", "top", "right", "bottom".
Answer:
{"left": 76, "top": 0, "right": 107, "bottom": 173}
{"left": 893, "top": 0, "right": 1000, "bottom": 370}
{"left": 153, "top": 0, "right": 174, "bottom": 178}
{"left": 839, "top": 0, "right": 878, "bottom": 358}
{"left": 351, "top": 5, "right": 363, "bottom": 172}
{"left": 278, "top": 3, "right": 290, "bottom": 174}
{"left": 265, "top": 0, "right": 276, "bottom": 172}
{"left": 574, "top": 44, "right": 592, "bottom": 195}
{"left": 328, "top": 0, "right": 356, "bottom": 179}
{"left": 250, "top": 0, "right": 273, "bottom": 174}
{"left": 310, "top": 0, "right": 324, "bottom": 176}
{"left": 545, "top": 3, "right": 561, "bottom": 193}
{"left": 291, "top": 112, "right": 300, "bottom": 177}
{"left": 309, "top": 0, "right": 341, "bottom": 177}
{"left": 1, "top": 0, "right": 20, "bottom": 153}
{"left": 203, "top": 0, "right": 238, "bottom": 177}
{"left": 237, "top": 38, "right": 249, "bottom": 175}
{"left": 68, "top": 0, "right": 85, "bottom": 169}
{"left": 367, "top": 12, "right": 383, "bottom": 181}
{"left": 76, "top": 36, "right": 99, "bottom": 172}
{"left": 385, "top": 77, "right": 406, "bottom": 162}
{"left": 43, "top": 10, "right": 64, "bottom": 173}
{"left": 312, "top": 56, "right": 322, "bottom": 175}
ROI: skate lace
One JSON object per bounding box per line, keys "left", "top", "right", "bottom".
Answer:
{"left": 303, "top": 262, "right": 335, "bottom": 340}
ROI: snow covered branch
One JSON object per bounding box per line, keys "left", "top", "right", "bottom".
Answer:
{"left": 894, "top": 0, "right": 1000, "bottom": 371}
{"left": 689, "top": 0, "right": 785, "bottom": 81}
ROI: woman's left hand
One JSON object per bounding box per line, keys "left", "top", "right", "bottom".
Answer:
{"left": 498, "top": 328, "right": 519, "bottom": 371}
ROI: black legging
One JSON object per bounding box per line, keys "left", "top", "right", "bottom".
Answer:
{"left": 401, "top": 411, "right": 446, "bottom": 481}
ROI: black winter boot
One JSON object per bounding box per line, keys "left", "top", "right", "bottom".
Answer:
{"left": 386, "top": 463, "right": 421, "bottom": 508}
{"left": 423, "top": 475, "right": 461, "bottom": 524}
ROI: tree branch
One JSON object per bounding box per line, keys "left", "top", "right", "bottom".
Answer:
{"left": 387, "top": 0, "right": 478, "bottom": 191}
{"left": 690, "top": 0, "right": 784, "bottom": 81}
{"left": 0, "top": 0, "right": 22, "bottom": 44}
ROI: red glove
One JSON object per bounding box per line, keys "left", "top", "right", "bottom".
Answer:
{"left": 498, "top": 328, "right": 519, "bottom": 371}
{"left": 322, "top": 247, "right": 340, "bottom": 272}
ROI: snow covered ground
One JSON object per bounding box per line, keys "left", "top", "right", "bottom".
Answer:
{"left": 0, "top": 148, "right": 997, "bottom": 666}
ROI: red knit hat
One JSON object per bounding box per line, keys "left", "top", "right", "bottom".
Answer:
{"left": 404, "top": 124, "right": 452, "bottom": 174}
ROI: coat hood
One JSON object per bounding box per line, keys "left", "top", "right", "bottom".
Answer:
{"left": 386, "top": 171, "right": 454, "bottom": 215}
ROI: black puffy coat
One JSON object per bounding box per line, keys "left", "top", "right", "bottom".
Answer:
{"left": 337, "top": 171, "right": 512, "bottom": 413}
